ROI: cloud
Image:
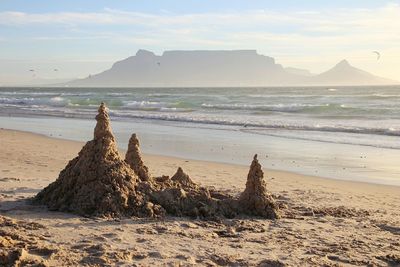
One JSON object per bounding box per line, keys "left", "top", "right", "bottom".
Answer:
{"left": 0, "top": 4, "right": 399, "bottom": 38}
{"left": 0, "top": 4, "right": 397, "bottom": 28}
{"left": 1, "top": 4, "right": 399, "bottom": 46}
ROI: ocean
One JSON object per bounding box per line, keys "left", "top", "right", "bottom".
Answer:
{"left": 1, "top": 86, "right": 400, "bottom": 185}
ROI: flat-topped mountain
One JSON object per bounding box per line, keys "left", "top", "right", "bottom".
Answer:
{"left": 67, "top": 50, "right": 396, "bottom": 87}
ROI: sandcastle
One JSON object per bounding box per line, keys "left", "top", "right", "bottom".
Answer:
{"left": 34, "top": 103, "right": 279, "bottom": 219}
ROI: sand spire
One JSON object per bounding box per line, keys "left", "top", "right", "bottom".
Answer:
{"left": 94, "top": 102, "right": 114, "bottom": 140}
{"left": 125, "top": 133, "right": 150, "bottom": 181}
{"left": 239, "top": 154, "right": 280, "bottom": 219}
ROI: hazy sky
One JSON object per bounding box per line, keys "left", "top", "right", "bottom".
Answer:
{"left": 0, "top": 0, "right": 399, "bottom": 84}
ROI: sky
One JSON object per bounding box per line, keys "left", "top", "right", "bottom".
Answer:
{"left": 0, "top": 0, "right": 399, "bottom": 84}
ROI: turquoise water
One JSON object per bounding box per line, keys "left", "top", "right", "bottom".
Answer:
{"left": 1, "top": 86, "right": 400, "bottom": 148}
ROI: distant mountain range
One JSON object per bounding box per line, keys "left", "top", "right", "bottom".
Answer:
{"left": 66, "top": 49, "right": 396, "bottom": 87}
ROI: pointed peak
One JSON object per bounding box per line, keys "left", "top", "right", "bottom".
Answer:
{"left": 129, "top": 133, "right": 139, "bottom": 146}
{"left": 335, "top": 59, "right": 351, "bottom": 68}
{"left": 250, "top": 154, "right": 261, "bottom": 170}
{"left": 250, "top": 154, "right": 261, "bottom": 171}
{"left": 94, "top": 102, "right": 114, "bottom": 140}
{"left": 98, "top": 102, "right": 107, "bottom": 113}
{"left": 172, "top": 167, "right": 186, "bottom": 179}
{"left": 171, "top": 167, "right": 197, "bottom": 188}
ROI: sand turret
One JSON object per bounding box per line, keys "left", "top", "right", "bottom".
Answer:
{"left": 94, "top": 102, "right": 114, "bottom": 140}
{"left": 125, "top": 134, "right": 150, "bottom": 181}
{"left": 239, "top": 154, "right": 280, "bottom": 219}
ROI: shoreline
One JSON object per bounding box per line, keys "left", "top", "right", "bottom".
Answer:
{"left": 1, "top": 127, "right": 399, "bottom": 193}
{"left": 3, "top": 112, "right": 400, "bottom": 151}
{"left": 2, "top": 113, "right": 400, "bottom": 186}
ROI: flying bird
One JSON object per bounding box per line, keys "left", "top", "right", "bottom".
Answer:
{"left": 29, "top": 69, "right": 36, "bottom": 77}
{"left": 54, "top": 69, "right": 58, "bottom": 72}
{"left": 372, "top": 51, "right": 381, "bottom": 60}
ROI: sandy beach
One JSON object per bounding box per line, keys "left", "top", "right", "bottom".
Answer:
{"left": 2, "top": 0, "right": 400, "bottom": 265}
{"left": 1, "top": 128, "right": 399, "bottom": 266}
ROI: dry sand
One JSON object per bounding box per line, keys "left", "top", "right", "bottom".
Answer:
{"left": 0, "top": 128, "right": 400, "bottom": 266}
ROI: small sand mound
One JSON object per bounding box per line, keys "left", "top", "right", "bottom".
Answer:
{"left": 150, "top": 185, "right": 218, "bottom": 218}
{"left": 125, "top": 133, "right": 150, "bottom": 181}
{"left": 149, "top": 167, "right": 238, "bottom": 218}
{"left": 239, "top": 154, "right": 280, "bottom": 219}
{"left": 34, "top": 103, "right": 159, "bottom": 217}
{"left": 171, "top": 167, "right": 198, "bottom": 189}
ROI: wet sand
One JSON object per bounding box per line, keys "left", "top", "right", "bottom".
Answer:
{"left": 1, "top": 129, "right": 400, "bottom": 266}
{"left": 3, "top": 115, "right": 400, "bottom": 186}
